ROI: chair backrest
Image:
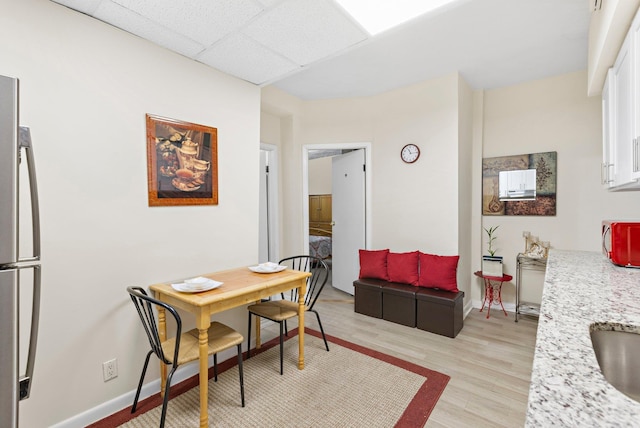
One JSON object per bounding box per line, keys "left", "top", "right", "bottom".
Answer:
{"left": 278, "top": 255, "right": 329, "bottom": 310}
{"left": 127, "top": 286, "right": 182, "bottom": 367}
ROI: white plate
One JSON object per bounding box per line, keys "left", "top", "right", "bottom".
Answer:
{"left": 248, "top": 264, "right": 287, "bottom": 274}
{"left": 171, "top": 279, "right": 223, "bottom": 293}
{"left": 185, "top": 276, "right": 209, "bottom": 285}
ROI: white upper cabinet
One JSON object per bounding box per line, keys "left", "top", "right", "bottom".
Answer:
{"left": 602, "top": 69, "right": 615, "bottom": 187}
{"left": 632, "top": 14, "right": 640, "bottom": 180}
{"left": 612, "top": 34, "right": 633, "bottom": 186}
{"left": 602, "top": 6, "right": 640, "bottom": 190}
{"left": 588, "top": 0, "right": 640, "bottom": 96}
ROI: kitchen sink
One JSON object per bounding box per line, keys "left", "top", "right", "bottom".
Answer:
{"left": 590, "top": 324, "right": 640, "bottom": 403}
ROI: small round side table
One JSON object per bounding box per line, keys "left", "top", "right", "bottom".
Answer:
{"left": 474, "top": 271, "right": 513, "bottom": 319}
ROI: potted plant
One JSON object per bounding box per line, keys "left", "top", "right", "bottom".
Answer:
{"left": 482, "top": 225, "right": 503, "bottom": 276}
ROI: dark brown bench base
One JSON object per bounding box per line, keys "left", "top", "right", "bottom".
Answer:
{"left": 416, "top": 288, "right": 464, "bottom": 338}
{"left": 354, "top": 279, "right": 383, "bottom": 318}
{"left": 353, "top": 278, "right": 464, "bottom": 338}
{"left": 381, "top": 282, "right": 417, "bottom": 327}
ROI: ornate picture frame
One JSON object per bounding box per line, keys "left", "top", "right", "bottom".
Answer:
{"left": 146, "top": 114, "right": 218, "bottom": 206}
{"left": 482, "top": 151, "right": 557, "bottom": 216}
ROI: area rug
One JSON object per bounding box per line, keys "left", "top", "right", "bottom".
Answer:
{"left": 90, "top": 329, "right": 449, "bottom": 427}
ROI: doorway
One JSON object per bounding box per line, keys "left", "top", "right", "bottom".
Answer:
{"left": 303, "top": 143, "right": 372, "bottom": 295}
{"left": 259, "top": 143, "right": 279, "bottom": 263}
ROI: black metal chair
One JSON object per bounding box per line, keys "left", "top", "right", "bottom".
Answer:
{"left": 246, "top": 255, "right": 330, "bottom": 374}
{"left": 127, "top": 286, "right": 245, "bottom": 428}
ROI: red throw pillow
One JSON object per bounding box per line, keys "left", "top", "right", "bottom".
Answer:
{"left": 418, "top": 252, "right": 459, "bottom": 292}
{"left": 358, "top": 249, "right": 390, "bottom": 280}
{"left": 387, "top": 251, "right": 419, "bottom": 285}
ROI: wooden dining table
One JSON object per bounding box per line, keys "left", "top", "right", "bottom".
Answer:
{"left": 149, "top": 266, "right": 311, "bottom": 428}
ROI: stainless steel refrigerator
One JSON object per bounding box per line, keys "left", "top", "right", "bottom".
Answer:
{"left": 0, "top": 75, "right": 42, "bottom": 427}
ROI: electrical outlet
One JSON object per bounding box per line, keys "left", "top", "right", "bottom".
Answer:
{"left": 102, "top": 358, "right": 118, "bottom": 382}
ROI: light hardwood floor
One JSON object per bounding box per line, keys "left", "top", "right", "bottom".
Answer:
{"left": 262, "top": 280, "right": 538, "bottom": 427}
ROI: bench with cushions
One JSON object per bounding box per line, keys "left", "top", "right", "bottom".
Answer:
{"left": 353, "top": 249, "right": 464, "bottom": 338}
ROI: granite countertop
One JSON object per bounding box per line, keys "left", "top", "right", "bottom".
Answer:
{"left": 526, "top": 250, "right": 640, "bottom": 427}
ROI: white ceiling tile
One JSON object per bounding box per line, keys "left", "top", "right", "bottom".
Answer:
{"left": 243, "top": 0, "right": 367, "bottom": 65}
{"left": 48, "top": 0, "right": 589, "bottom": 100}
{"left": 51, "top": 0, "right": 103, "bottom": 14}
{"left": 110, "top": 0, "right": 264, "bottom": 46}
{"left": 197, "top": 33, "right": 299, "bottom": 84}
{"left": 94, "top": 1, "right": 204, "bottom": 57}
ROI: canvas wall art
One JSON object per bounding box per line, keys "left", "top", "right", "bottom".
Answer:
{"left": 482, "top": 151, "right": 557, "bottom": 216}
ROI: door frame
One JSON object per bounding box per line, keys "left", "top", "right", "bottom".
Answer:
{"left": 260, "top": 143, "right": 280, "bottom": 262}
{"left": 302, "top": 142, "right": 372, "bottom": 261}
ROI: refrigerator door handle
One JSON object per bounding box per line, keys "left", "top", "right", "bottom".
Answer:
{"left": 19, "top": 126, "right": 41, "bottom": 260}
{"left": 19, "top": 265, "right": 40, "bottom": 400}
{"left": 17, "top": 126, "right": 41, "bottom": 401}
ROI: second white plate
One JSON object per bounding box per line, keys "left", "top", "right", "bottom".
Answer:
{"left": 171, "top": 279, "right": 223, "bottom": 293}
{"left": 248, "top": 265, "right": 287, "bottom": 274}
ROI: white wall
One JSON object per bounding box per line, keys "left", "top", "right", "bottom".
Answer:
{"left": 457, "top": 78, "right": 474, "bottom": 310}
{"left": 477, "top": 70, "right": 640, "bottom": 306}
{"left": 261, "top": 89, "right": 305, "bottom": 258}
{"left": 260, "top": 110, "right": 282, "bottom": 146}
{"left": 2, "top": 1, "right": 260, "bottom": 426}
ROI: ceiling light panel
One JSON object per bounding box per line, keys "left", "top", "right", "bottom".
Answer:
{"left": 335, "top": 0, "right": 460, "bottom": 35}
{"left": 109, "top": 0, "right": 264, "bottom": 46}
{"left": 94, "top": 1, "right": 205, "bottom": 57}
{"left": 197, "top": 33, "right": 299, "bottom": 84}
{"left": 243, "top": 0, "right": 368, "bottom": 65}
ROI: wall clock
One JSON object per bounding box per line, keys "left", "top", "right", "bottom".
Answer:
{"left": 401, "top": 144, "right": 420, "bottom": 163}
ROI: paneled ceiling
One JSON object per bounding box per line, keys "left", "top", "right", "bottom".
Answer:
{"left": 50, "top": 0, "right": 591, "bottom": 100}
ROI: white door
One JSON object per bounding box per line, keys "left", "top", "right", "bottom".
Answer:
{"left": 331, "top": 149, "right": 366, "bottom": 295}
{"left": 259, "top": 145, "right": 279, "bottom": 263}
{"left": 258, "top": 150, "right": 269, "bottom": 262}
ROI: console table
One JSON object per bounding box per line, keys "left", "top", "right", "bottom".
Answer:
{"left": 515, "top": 253, "right": 547, "bottom": 322}
{"left": 474, "top": 271, "right": 513, "bottom": 319}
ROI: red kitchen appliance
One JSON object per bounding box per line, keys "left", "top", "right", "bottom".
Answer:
{"left": 602, "top": 221, "right": 640, "bottom": 267}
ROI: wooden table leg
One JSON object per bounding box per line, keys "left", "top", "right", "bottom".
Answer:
{"left": 298, "top": 284, "right": 305, "bottom": 370}
{"left": 157, "top": 306, "right": 167, "bottom": 397}
{"left": 198, "top": 327, "right": 208, "bottom": 428}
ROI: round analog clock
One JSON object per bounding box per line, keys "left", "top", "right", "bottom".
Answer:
{"left": 401, "top": 144, "right": 420, "bottom": 163}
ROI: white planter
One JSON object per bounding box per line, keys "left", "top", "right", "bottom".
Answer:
{"left": 482, "top": 259, "right": 503, "bottom": 277}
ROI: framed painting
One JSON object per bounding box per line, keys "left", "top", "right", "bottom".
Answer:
{"left": 146, "top": 114, "right": 218, "bottom": 206}
{"left": 482, "top": 151, "right": 557, "bottom": 216}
